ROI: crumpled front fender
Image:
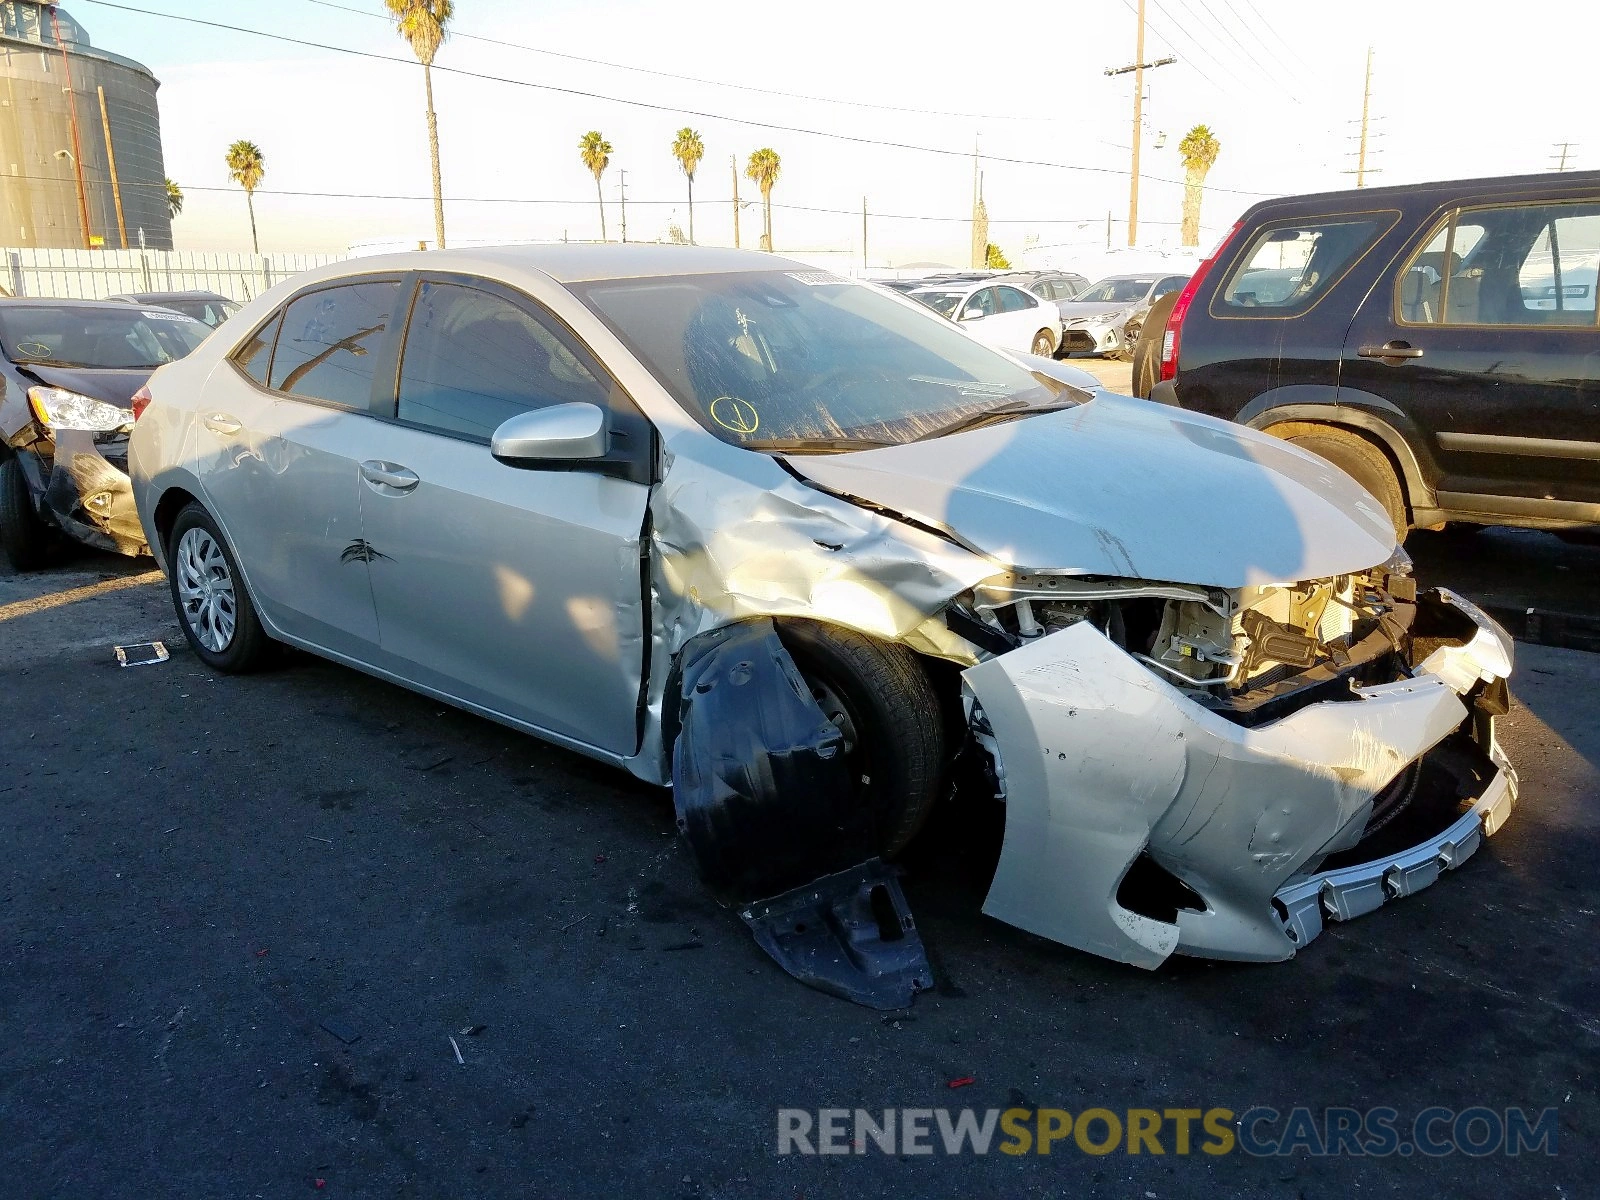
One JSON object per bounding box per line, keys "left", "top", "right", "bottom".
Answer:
{"left": 963, "top": 593, "right": 1515, "bottom": 968}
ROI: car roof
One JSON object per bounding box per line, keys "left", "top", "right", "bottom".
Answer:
{"left": 1243, "top": 168, "right": 1600, "bottom": 213}
{"left": 112, "top": 289, "right": 231, "bottom": 302}
{"left": 327, "top": 243, "right": 814, "bottom": 285}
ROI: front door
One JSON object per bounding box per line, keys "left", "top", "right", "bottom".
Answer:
{"left": 356, "top": 278, "right": 652, "bottom": 755}
{"left": 1341, "top": 196, "right": 1600, "bottom": 511}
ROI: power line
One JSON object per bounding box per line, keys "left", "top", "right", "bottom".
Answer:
{"left": 75, "top": 0, "right": 1284, "bottom": 197}
{"left": 304, "top": 0, "right": 1058, "bottom": 125}
{"left": 1235, "top": 0, "right": 1316, "bottom": 77}
{"left": 1121, "top": 0, "right": 1232, "bottom": 96}
{"left": 1159, "top": 0, "right": 1306, "bottom": 106}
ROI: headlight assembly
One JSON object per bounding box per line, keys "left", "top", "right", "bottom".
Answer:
{"left": 26, "top": 386, "right": 134, "bottom": 432}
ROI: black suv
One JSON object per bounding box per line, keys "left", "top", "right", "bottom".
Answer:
{"left": 1150, "top": 170, "right": 1600, "bottom": 538}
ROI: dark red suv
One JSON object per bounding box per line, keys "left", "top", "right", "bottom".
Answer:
{"left": 1151, "top": 170, "right": 1600, "bottom": 540}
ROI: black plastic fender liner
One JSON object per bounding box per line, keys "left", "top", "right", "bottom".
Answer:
{"left": 670, "top": 619, "right": 934, "bottom": 1006}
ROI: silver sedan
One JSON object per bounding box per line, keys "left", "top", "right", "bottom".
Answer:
{"left": 130, "top": 246, "right": 1517, "bottom": 1004}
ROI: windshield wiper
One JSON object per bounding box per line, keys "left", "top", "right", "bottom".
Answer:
{"left": 912, "top": 397, "right": 1079, "bottom": 441}
{"left": 756, "top": 436, "right": 898, "bottom": 454}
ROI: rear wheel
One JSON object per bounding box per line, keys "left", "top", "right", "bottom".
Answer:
{"left": 1030, "top": 329, "right": 1055, "bottom": 357}
{"left": 167, "top": 503, "right": 272, "bottom": 671}
{"left": 1131, "top": 293, "right": 1178, "bottom": 398}
{"left": 1267, "top": 422, "right": 1408, "bottom": 541}
{"left": 0, "top": 455, "right": 49, "bottom": 571}
{"left": 776, "top": 621, "right": 945, "bottom": 855}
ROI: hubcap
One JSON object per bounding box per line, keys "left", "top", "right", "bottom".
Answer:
{"left": 1033, "top": 335, "right": 1051, "bottom": 354}
{"left": 175, "top": 527, "right": 237, "bottom": 653}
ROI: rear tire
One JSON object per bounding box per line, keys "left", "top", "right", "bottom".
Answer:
{"left": 1268, "top": 422, "right": 1409, "bottom": 541}
{"left": 167, "top": 503, "right": 272, "bottom": 672}
{"left": 1031, "top": 329, "right": 1055, "bottom": 357}
{"left": 1131, "top": 293, "right": 1178, "bottom": 398}
{"left": 776, "top": 621, "right": 945, "bottom": 855}
{"left": 0, "top": 455, "right": 49, "bottom": 571}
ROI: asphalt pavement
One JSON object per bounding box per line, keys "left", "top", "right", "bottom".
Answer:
{"left": 1, "top": 529, "right": 1596, "bottom": 1198}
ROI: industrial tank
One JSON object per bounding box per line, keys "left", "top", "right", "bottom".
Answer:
{"left": 0, "top": 1, "right": 172, "bottom": 249}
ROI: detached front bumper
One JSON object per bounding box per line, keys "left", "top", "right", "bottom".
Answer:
{"left": 962, "top": 589, "right": 1516, "bottom": 968}
{"left": 11, "top": 434, "right": 146, "bottom": 556}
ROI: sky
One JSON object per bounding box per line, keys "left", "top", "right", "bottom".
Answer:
{"left": 63, "top": 0, "right": 1600, "bottom": 267}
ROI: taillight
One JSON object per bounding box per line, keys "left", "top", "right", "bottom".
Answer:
{"left": 131, "top": 385, "right": 153, "bottom": 421}
{"left": 1160, "top": 219, "right": 1245, "bottom": 383}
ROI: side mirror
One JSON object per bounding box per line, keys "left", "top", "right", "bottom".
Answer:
{"left": 491, "top": 402, "right": 608, "bottom": 465}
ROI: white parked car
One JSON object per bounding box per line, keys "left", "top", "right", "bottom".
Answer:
{"left": 906, "top": 280, "right": 1059, "bottom": 357}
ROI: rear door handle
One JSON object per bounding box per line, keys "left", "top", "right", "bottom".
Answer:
{"left": 1357, "top": 342, "right": 1424, "bottom": 360}
{"left": 360, "top": 460, "right": 420, "bottom": 492}
{"left": 203, "top": 412, "right": 242, "bottom": 434}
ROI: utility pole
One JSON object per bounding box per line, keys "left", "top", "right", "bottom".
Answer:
{"left": 1550, "top": 142, "right": 1578, "bottom": 171}
{"left": 731, "top": 155, "right": 741, "bottom": 249}
{"left": 1105, "top": 0, "right": 1175, "bottom": 248}
{"left": 861, "top": 196, "right": 868, "bottom": 270}
{"left": 96, "top": 86, "right": 126, "bottom": 249}
{"left": 617, "top": 169, "right": 628, "bottom": 243}
{"left": 48, "top": 6, "right": 93, "bottom": 249}
{"left": 1356, "top": 45, "right": 1373, "bottom": 187}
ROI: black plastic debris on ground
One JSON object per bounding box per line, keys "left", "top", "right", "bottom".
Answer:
{"left": 671, "top": 619, "right": 933, "bottom": 1008}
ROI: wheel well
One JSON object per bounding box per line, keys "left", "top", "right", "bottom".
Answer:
{"left": 152, "top": 486, "right": 200, "bottom": 553}
{"left": 1261, "top": 419, "right": 1413, "bottom": 522}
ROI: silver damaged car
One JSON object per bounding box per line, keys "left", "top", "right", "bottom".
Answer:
{"left": 129, "top": 246, "right": 1517, "bottom": 1003}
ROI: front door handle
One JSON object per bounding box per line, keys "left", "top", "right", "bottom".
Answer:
{"left": 360, "top": 460, "right": 420, "bottom": 491}
{"left": 203, "top": 412, "right": 242, "bottom": 434}
{"left": 1357, "top": 341, "right": 1424, "bottom": 361}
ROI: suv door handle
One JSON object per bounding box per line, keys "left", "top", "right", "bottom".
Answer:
{"left": 1357, "top": 342, "right": 1424, "bottom": 360}
{"left": 203, "top": 412, "right": 242, "bottom": 434}
{"left": 359, "top": 460, "right": 420, "bottom": 491}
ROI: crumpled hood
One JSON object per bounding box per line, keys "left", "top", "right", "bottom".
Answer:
{"left": 17, "top": 363, "right": 151, "bottom": 407}
{"left": 783, "top": 393, "right": 1397, "bottom": 589}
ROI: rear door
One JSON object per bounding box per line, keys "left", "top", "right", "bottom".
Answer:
{"left": 1341, "top": 195, "right": 1600, "bottom": 510}
{"left": 354, "top": 275, "right": 653, "bottom": 755}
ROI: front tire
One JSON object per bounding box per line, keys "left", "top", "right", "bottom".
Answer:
{"left": 776, "top": 621, "right": 945, "bottom": 855}
{"left": 167, "top": 503, "right": 272, "bottom": 671}
{"left": 0, "top": 455, "right": 49, "bottom": 571}
{"left": 1031, "top": 329, "right": 1056, "bottom": 357}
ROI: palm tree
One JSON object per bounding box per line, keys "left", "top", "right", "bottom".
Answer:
{"left": 670, "top": 127, "right": 704, "bottom": 244}
{"left": 745, "top": 148, "right": 781, "bottom": 251}
{"left": 385, "top": 0, "right": 453, "bottom": 250}
{"left": 1178, "top": 124, "right": 1221, "bottom": 248}
{"left": 225, "top": 140, "right": 265, "bottom": 254}
{"left": 579, "top": 131, "right": 612, "bottom": 241}
{"left": 165, "top": 178, "right": 183, "bottom": 221}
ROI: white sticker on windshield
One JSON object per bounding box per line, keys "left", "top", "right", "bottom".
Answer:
{"left": 141, "top": 310, "right": 187, "bottom": 321}
{"left": 784, "top": 271, "right": 852, "bottom": 287}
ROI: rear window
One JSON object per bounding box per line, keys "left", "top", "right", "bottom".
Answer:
{"left": 1216, "top": 216, "right": 1392, "bottom": 314}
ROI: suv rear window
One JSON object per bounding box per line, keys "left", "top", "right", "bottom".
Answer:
{"left": 1217, "top": 217, "right": 1391, "bottom": 314}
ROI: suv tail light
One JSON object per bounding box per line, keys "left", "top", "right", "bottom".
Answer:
{"left": 1160, "top": 220, "right": 1244, "bottom": 383}
{"left": 131, "top": 385, "right": 153, "bottom": 421}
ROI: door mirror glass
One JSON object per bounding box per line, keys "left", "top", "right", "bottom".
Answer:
{"left": 491, "top": 402, "right": 608, "bottom": 465}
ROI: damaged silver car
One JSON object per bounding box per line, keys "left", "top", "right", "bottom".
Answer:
{"left": 129, "top": 246, "right": 1516, "bottom": 1005}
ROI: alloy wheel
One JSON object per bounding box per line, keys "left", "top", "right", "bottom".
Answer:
{"left": 175, "top": 527, "right": 238, "bottom": 652}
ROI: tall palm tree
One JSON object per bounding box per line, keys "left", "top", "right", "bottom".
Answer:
{"left": 745, "top": 148, "right": 781, "bottom": 251}
{"left": 1178, "top": 124, "right": 1221, "bottom": 248}
{"left": 165, "top": 178, "right": 183, "bottom": 221}
{"left": 670, "top": 127, "right": 704, "bottom": 244}
{"left": 225, "top": 140, "right": 265, "bottom": 254}
{"left": 385, "top": 0, "right": 453, "bottom": 249}
{"left": 579, "top": 131, "right": 612, "bottom": 241}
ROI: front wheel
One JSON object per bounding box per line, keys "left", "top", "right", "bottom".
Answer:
{"left": 1113, "top": 322, "right": 1139, "bottom": 362}
{"left": 0, "top": 455, "right": 49, "bottom": 571}
{"left": 776, "top": 621, "right": 945, "bottom": 855}
{"left": 1031, "top": 329, "right": 1056, "bottom": 357}
{"left": 167, "top": 503, "right": 272, "bottom": 671}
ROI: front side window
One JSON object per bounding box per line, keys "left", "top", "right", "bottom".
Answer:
{"left": 997, "top": 286, "right": 1034, "bottom": 313}
{"left": 396, "top": 281, "right": 611, "bottom": 440}
{"left": 575, "top": 270, "right": 1082, "bottom": 452}
{"left": 269, "top": 281, "right": 399, "bottom": 408}
{"left": 1218, "top": 217, "right": 1390, "bottom": 313}
{"left": 1400, "top": 200, "right": 1600, "bottom": 327}
{"left": 961, "top": 288, "right": 996, "bottom": 320}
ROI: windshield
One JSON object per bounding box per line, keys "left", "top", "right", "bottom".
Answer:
{"left": 161, "top": 298, "right": 240, "bottom": 327}
{"left": 576, "top": 270, "right": 1081, "bottom": 451}
{"left": 0, "top": 305, "right": 210, "bottom": 369}
{"left": 1075, "top": 277, "right": 1156, "bottom": 305}
{"left": 908, "top": 289, "right": 964, "bottom": 318}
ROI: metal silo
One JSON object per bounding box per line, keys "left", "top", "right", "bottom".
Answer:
{"left": 0, "top": 0, "right": 172, "bottom": 249}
